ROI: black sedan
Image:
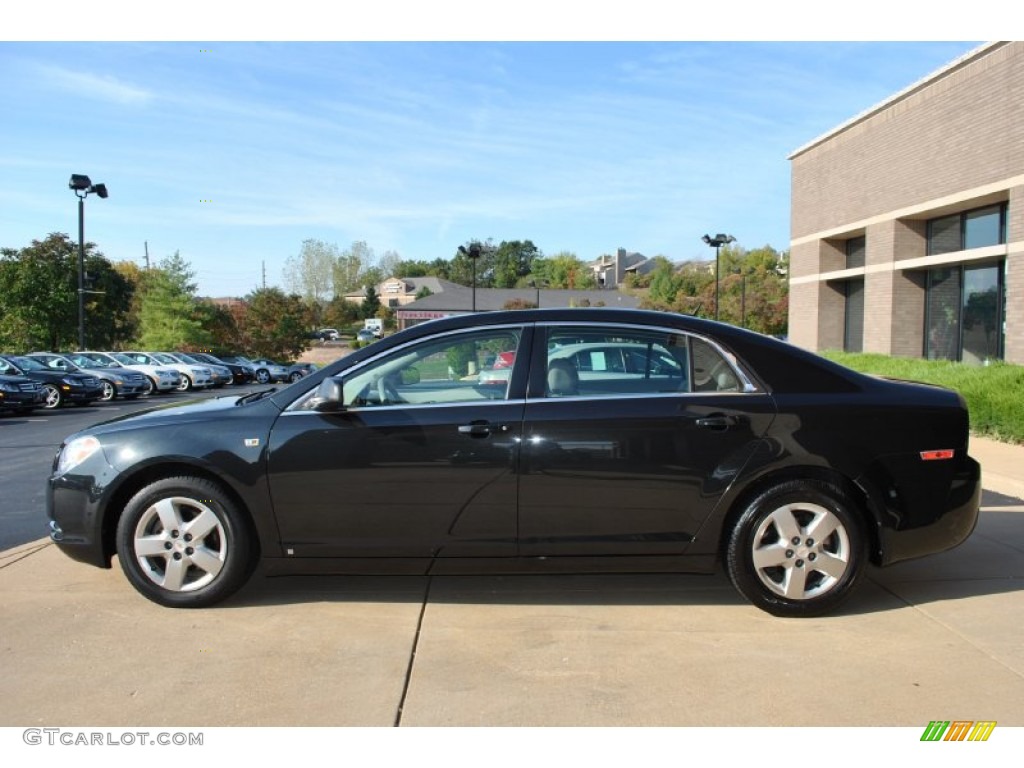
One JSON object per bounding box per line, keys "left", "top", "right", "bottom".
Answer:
{"left": 0, "top": 372, "right": 45, "bottom": 414}
{"left": 46, "top": 309, "right": 980, "bottom": 617}
{"left": 1, "top": 354, "right": 105, "bottom": 409}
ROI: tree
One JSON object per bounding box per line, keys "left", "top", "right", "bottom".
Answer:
{"left": 137, "top": 252, "right": 212, "bottom": 350}
{"left": 0, "top": 232, "right": 134, "bottom": 351}
{"left": 362, "top": 284, "right": 381, "bottom": 320}
{"left": 529, "top": 251, "right": 597, "bottom": 290}
{"left": 283, "top": 239, "right": 337, "bottom": 308}
{"left": 234, "top": 288, "right": 312, "bottom": 360}
{"left": 491, "top": 240, "right": 540, "bottom": 288}
{"left": 333, "top": 241, "right": 374, "bottom": 296}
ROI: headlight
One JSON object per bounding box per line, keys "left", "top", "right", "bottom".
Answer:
{"left": 61, "top": 376, "right": 76, "bottom": 385}
{"left": 0, "top": 381, "right": 17, "bottom": 393}
{"left": 57, "top": 436, "right": 102, "bottom": 475}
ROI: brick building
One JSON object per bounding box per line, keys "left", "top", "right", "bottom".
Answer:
{"left": 788, "top": 41, "right": 1023, "bottom": 365}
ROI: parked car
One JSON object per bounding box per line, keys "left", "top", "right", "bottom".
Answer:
{"left": 0, "top": 354, "right": 104, "bottom": 409}
{"left": 0, "top": 371, "right": 45, "bottom": 415}
{"left": 121, "top": 352, "right": 213, "bottom": 391}
{"left": 285, "top": 362, "right": 318, "bottom": 382}
{"left": 85, "top": 352, "right": 180, "bottom": 395}
{"left": 245, "top": 358, "right": 290, "bottom": 384}
{"left": 356, "top": 329, "right": 376, "bottom": 343}
{"left": 188, "top": 352, "right": 256, "bottom": 386}
{"left": 47, "top": 309, "right": 980, "bottom": 616}
{"left": 315, "top": 329, "right": 339, "bottom": 341}
{"left": 27, "top": 352, "right": 149, "bottom": 402}
{"left": 160, "top": 352, "right": 232, "bottom": 388}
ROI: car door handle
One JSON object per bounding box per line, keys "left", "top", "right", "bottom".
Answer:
{"left": 695, "top": 415, "right": 739, "bottom": 431}
{"left": 458, "top": 421, "right": 493, "bottom": 438}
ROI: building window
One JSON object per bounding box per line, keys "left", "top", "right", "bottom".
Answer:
{"left": 844, "top": 278, "right": 864, "bottom": 353}
{"left": 925, "top": 262, "right": 1004, "bottom": 363}
{"left": 846, "top": 236, "right": 865, "bottom": 269}
{"left": 927, "top": 204, "right": 1006, "bottom": 255}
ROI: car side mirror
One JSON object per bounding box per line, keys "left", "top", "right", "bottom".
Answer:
{"left": 313, "top": 378, "right": 346, "bottom": 412}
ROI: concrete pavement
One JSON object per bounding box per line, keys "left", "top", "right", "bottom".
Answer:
{"left": 1, "top": 437, "right": 1022, "bottom": 726}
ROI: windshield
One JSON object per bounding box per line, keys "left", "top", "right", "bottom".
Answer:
{"left": 176, "top": 353, "right": 201, "bottom": 364}
{"left": 111, "top": 353, "right": 137, "bottom": 366}
{"left": 152, "top": 353, "right": 177, "bottom": 364}
{"left": 70, "top": 353, "right": 114, "bottom": 368}
{"left": 8, "top": 355, "right": 46, "bottom": 371}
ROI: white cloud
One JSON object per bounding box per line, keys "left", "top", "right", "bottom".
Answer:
{"left": 36, "top": 64, "right": 153, "bottom": 105}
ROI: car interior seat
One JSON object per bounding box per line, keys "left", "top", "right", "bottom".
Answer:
{"left": 546, "top": 359, "right": 579, "bottom": 396}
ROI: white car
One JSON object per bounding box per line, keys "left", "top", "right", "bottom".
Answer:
{"left": 123, "top": 352, "right": 214, "bottom": 391}
{"left": 163, "top": 352, "right": 233, "bottom": 388}
{"left": 84, "top": 351, "right": 180, "bottom": 395}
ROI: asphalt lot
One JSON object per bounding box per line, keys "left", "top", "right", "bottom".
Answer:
{"left": 1, "top": 388, "right": 1022, "bottom": 728}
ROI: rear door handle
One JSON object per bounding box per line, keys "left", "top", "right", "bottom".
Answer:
{"left": 695, "top": 415, "right": 739, "bottom": 431}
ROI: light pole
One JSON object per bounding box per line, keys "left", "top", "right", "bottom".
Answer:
{"left": 69, "top": 174, "right": 108, "bottom": 349}
{"left": 702, "top": 233, "right": 735, "bottom": 321}
{"left": 458, "top": 243, "right": 483, "bottom": 312}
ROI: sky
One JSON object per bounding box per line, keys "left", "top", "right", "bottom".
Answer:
{"left": 0, "top": 6, "right": 996, "bottom": 297}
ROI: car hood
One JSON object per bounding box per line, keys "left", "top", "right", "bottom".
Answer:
{"left": 77, "top": 391, "right": 282, "bottom": 437}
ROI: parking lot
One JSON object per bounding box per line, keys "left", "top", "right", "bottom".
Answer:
{"left": 1, "top": 393, "right": 1022, "bottom": 727}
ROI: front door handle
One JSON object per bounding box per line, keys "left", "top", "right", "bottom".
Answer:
{"left": 458, "top": 421, "right": 492, "bottom": 438}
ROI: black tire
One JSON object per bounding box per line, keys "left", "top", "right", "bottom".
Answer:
{"left": 115, "top": 476, "right": 255, "bottom": 608}
{"left": 100, "top": 380, "right": 116, "bottom": 402}
{"left": 177, "top": 375, "right": 193, "bottom": 392}
{"left": 41, "top": 384, "right": 62, "bottom": 409}
{"left": 725, "top": 480, "right": 866, "bottom": 618}
{"left": 142, "top": 377, "right": 156, "bottom": 396}
{"left": 255, "top": 369, "right": 270, "bottom": 384}
{"left": 288, "top": 371, "right": 302, "bottom": 382}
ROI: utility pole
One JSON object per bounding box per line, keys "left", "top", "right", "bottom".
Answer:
{"left": 262, "top": 260, "right": 266, "bottom": 289}
{"left": 144, "top": 241, "right": 150, "bottom": 270}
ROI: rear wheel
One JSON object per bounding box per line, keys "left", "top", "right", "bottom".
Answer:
{"left": 116, "top": 476, "right": 255, "bottom": 608}
{"left": 726, "top": 480, "right": 865, "bottom": 617}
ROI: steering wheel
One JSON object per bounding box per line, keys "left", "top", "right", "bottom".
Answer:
{"left": 376, "top": 375, "right": 400, "bottom": 405}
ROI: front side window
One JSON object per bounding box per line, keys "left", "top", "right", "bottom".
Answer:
{"left": 300, "top": 328, "right": 523, "bottom": 410}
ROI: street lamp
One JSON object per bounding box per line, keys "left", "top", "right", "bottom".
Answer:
{"left": 702, "top": 233, "right": 735, "bottom": 321}
{"left": 458, "top": 242, "right": 483, "bottom": 312}
{"left": 69, "top": 174, "right": 108, "bottom": 349}
{"left": 530, "top": 278, "right": 546, "bottom": 308}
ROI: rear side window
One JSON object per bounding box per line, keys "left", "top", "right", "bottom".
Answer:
{"left": 544, "top": 327, "right": 689, "bottom": 398}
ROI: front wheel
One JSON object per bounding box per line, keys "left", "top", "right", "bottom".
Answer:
{"left": 99, "top": 381, "right": 116, "bottom": 401}
{"left": 41, "top": 384, "right": 63, "bottom": 409}
{"left": 725, "top": 480, "right": 866, "bottom": 618}
{"left": 255, "top": 369, "right": 270, "bottom": 384}
{"left": 177, "top": 375, "right": 193, "bottom": 392}
{"left": 116, "top": 476, "right": 255, "bottom": 607}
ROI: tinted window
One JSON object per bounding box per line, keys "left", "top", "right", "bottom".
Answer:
{"left": 544, "top": 327, "right": 689, "bottom": 397}
{"left": 332, "top": 328, "right": 523, "bottom": 408}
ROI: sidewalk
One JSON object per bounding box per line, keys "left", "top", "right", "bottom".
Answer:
{"left": 970, "top": 435, "right": 1024, "bottom": 499}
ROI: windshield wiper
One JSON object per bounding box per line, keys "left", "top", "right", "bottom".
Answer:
{"left": 236, "top": 388, "right": 276, "bottom": 405}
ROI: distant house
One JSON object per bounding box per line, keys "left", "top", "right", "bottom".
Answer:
{"left": 590, "top": 248, "right": 658, "bottom": 288}
{"left": 344, "top": 276, "right": 461, "bottom": 308}
{"left": 395, "top": 287, "right": 641, "bottom": 330}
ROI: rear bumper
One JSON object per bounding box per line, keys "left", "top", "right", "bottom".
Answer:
{"left": 877, "top": 455, "right": 981, "bottom": 566}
